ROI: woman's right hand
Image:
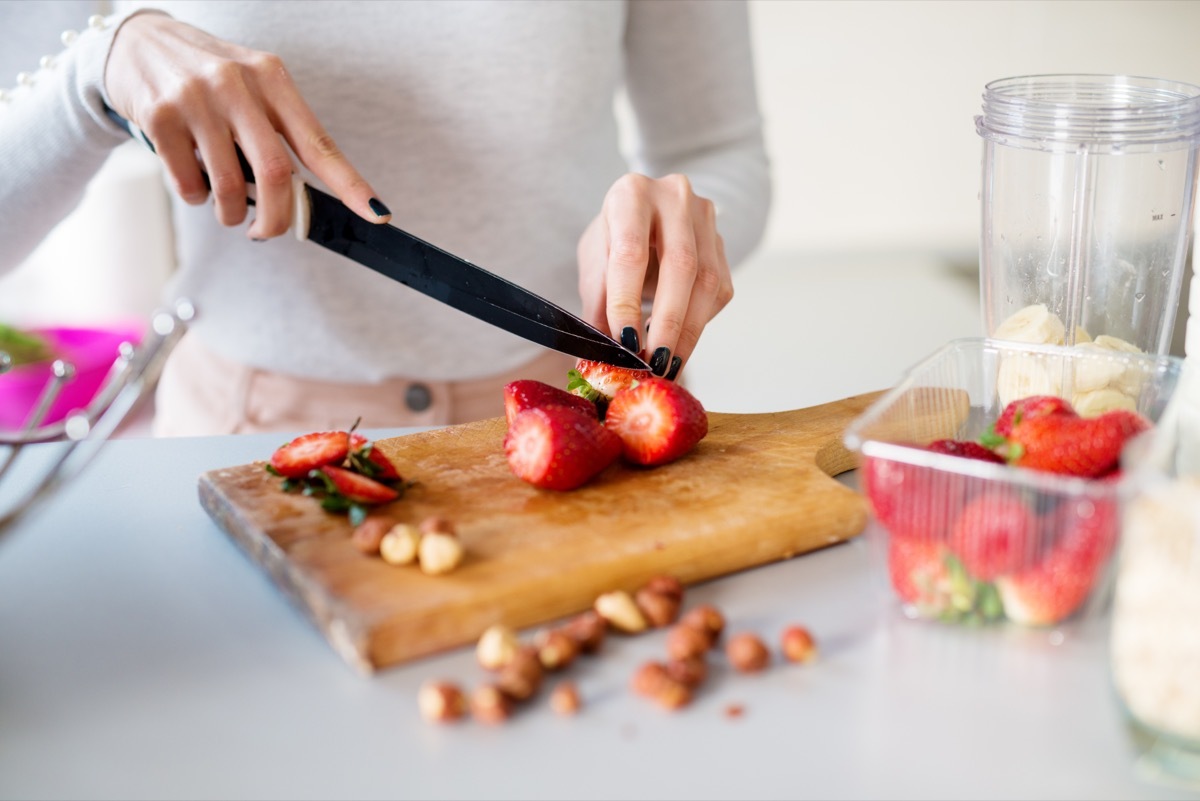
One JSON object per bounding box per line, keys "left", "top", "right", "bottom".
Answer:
{"left": 104, "top": 12, "right": 389, "bottom": 240}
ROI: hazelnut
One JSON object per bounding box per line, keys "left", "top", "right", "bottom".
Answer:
{"left": 635, "top": 586, "right": 681, "bottom": 628}
{"left": 562, "top": 610, "right": 606, "bottom": 654}
{"left": 665, "top": 623, "right": 712, "bottom": 661}
{"left": 664, "top": 656, "right": 708, "bottom": 689}
{"left": 535, "top": 629, "right": 579, "bottom": 672}
{"left": 417, "top": 680, "right": 466, "bottom": 723}
{"left": 470, "top": 684, "right": 512, "bottom": 725}
{"left": 352, "top": 515, "right": 394, "bottom": 555}
{"left": 781, "top": 625, "right": 818, "bottom": 664}
{"left": 594, "top": 590, "right": 648, "bottom": 633}
{"left": 680, "top": 604, "right": 725, "bottom": 640}
{"left": 630, "top": 661, "right": 671, "bottom": 697}
{"left": 652, "top": 678, "right": 693, "bottom": 711}
{"left": 476, "top": 624, "right": 520, "bottom": 671}
{"left": 726, "top": 632, "right": 770, "bottom": 673}
{"left": 549, "top": 681, "right": 582, "bottom": 715}
{"left": 419, "top": 515, "right": 456, "bottom": 536}
{"left": 643, "top": 574, "right": 684, "bottom": 604}
{"left": 418, "top": 529, "right": 465, "bottom": 575}
{"left": 379, "top": 522, "right": 421, "bottom": 565}
{"left": 495, "top": 646, "right": 543, "bottom": 701}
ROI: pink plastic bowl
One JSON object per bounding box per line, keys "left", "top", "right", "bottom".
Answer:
{"left": 0, "top": 324, "right": 143, "bottom": 430}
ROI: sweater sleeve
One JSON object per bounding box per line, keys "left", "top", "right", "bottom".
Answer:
{"left": 0, "top": 8, "right": 158, "bottom": 276}
{"left": 622, "top": 0, "right": 772, "bottom": 269}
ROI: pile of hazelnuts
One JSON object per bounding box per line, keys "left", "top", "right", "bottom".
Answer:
{"left": 417, "top": 574, "right": 818, "bottom": 725}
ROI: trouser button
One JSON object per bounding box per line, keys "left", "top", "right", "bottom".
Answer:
{"left": 405, "top": 382, "right": 433, "bottom": 412}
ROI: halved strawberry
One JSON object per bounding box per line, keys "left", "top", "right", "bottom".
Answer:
{"left": 504, "top": 406, "right": 622, "bottom": 490}
{"left": 269, "top": 431, "right": 350, "bottom": 478}
{"left": 319, "top": 465, "right": 400, "bottom": 504}
{"left": 949, "top": 491, "right": 1038, "bottom": 580}
{"left": 991, "top": 395, "right": 1076, "bottom": 438}
{"left": 993, "top": 496, "right": 1116, "bottom": 626}
{"left": 347, "top": 433, "right": 402, "bottom": 482}
{"left": 1006, "top": 408, "right": 1151, "bottom": 478}
{"left": 604, "top": 377, "right": 707, "bottom": 467}
{"left": 567, "top": 359, "right": 646, "bottom": 406}
{"left": 504, "top": 379, "right": 598, "bottom": 426}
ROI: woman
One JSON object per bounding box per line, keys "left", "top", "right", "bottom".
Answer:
{"left": 0, "top": 1, "right": 770, "bottom": 434}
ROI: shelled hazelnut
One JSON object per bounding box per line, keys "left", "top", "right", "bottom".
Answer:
{"left": 496, "top": 646, "right": 544, "bottom": 701}
{"left": 643, "top": 575, "right": 684, "bottom": 604}
{"left": 535, "top": 629, "right": 579, "bottom": 672}
{"left": 635, "top": 585, "right": 681, "bottom": 628}
{"left": 680, "top": 604, "right": 725, "bottom": 641}
{"left": 379, "top": 523, "right": 421, "bottom": 565}
{"left": 665, "top": 623, "right": 712, "bottom": 661}
{"left": 726, "top": 632, "right": 770, "bottom": 673}
{"left": 781, "top": 625, "right": 818, "bottom": 664}
{"left": 418, "top": 526, "right": 465, "bottom": 575}
{"left": 476, "top": 624, "right": 520, "bottom": 671}
{"left": 417, "top": 680, "right": 466, "bottom": 723}
{"left": 664, "top": 656, "right": 707, "bottom": 689}
{"left": 470, "top": 684, "right": 513, "bottom": 725}
{"left": 549, "top": 681, "right": 582, "bottom": 716}
{"left": 352, "top": 515, "right": 394, "bottom": 555}
{"left": 561, "top": 610, "right": 606, "bottom": 654}
{"left": 630, "top": 661, "right": 692, "bottom": 711}
{"left": 594, "top": 590, "right": 648, "bottom": 633}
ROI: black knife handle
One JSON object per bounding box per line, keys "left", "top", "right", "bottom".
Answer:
{"left": 103, "top": 105, "right": 256, "bottom": 188}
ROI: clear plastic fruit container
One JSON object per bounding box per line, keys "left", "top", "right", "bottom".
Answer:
{"left": 843, "top": 338, "right": 1182, "bottom": 630}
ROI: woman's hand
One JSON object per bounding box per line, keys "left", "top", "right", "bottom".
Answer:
{"left": 104, "top": 12, "right": 389, "bottom": 240}
{"left": 577, "top": 173, "right": 733, "bottom": 380}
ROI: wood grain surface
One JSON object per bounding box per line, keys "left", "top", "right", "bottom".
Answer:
{"left": 198, "top": 391, "right": 893, "bottom": 673}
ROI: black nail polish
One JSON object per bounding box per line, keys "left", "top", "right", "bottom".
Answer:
{"left": 650, "top": 346, "right": 671, "bottom": 376}
{"left": 368, "top": 197, "right": 391, "bottom": 218}
{"left": 620, "top": 326, "right": 640, "bottom": 353}
{"left": 666, "top": 356, "right": 682, "bottom": 381}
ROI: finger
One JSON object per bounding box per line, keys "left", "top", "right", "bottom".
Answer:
{"left": 259, "top": 62, "right": 389, "bottom": 224}
{"left": 138, "top": 104, "right": 209, "bottom": 205}
{"left": 602, "top": 179, "right": 654, "bottom": 357}
{"left": 644, "top": 193, "right": 700, "bottom": 377}
{"left": 667, "top": 212, "right": 726, "bottom": 379}
{"left": 193, "top": 122, "right": 249, "bottom": 227}
{"left": 234, "top": 111, "right": 296, "bottom": 239}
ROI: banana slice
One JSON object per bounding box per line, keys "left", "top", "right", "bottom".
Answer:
{"left": 1093, "top": 334, "right": 1142, "bottom": 354}
{"left": 1071, "top": 343, "right": 1128, "bottom": 393}
{"left": 997, "top": 353, "right": 1061, "bottom": 408}
{"left": 1072, "top": 387, "right": 1137, "bottom": 417}
{"left": 993, "top": 304, "right": 1067, "bottom": 345}
{"left": 1092, "top": 334, "right": 1146, "bottom": 397}
{"left": 1073, "top": 326, "right": 1093, "bottom": 345}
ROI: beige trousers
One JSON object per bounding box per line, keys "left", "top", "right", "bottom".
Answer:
{"left": 153, "top": 332, "right": 576, "bottom": 437}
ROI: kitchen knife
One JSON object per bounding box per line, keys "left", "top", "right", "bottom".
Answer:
{"left": 103, "top": 108, "right": 650, "bottom": 371}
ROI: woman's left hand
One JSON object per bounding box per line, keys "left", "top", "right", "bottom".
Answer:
{"left": 577, "top": 173, "right": 733, "bottom": 380}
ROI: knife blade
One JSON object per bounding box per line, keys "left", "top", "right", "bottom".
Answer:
{"left": 103, "top": 108, "right": 650, "bottom": 371}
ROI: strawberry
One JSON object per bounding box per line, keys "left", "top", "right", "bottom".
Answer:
{"left": 1006, "top": 408, "right": 1151, "bottom": 478}
{"left": 504, "top": 379, "right": 598, "bottom": 426}
{"left": 504, "top": 406, "right": 622, "bottom": 490}
{"left": 567, "top": 359, "right": 647, "bottom": 407}
{"left": 949, "top": 492, "right": 1038, "bottom": 580}
{"left": 603, "top": 377, "right": 708, "bottom": 466}
{"left": 347, "top": 433, "right": 402, "bottom": 482}
{"left": 269, "top": 430, "right": 350, "bottom": 478}
{"left": 887, "top": 537, "right": 951, "bottom": 612}
{"left": 318, "top": 465, "right": 400, "bottom": 504}
{"left": 927, "top": 439, "right": 1005, "bottom": 463}
{"left": 995, "top": 497, "right": 1117, "bottom": 626}
{"left": 991, "top": 395, "right": 1076, "bottom": 438}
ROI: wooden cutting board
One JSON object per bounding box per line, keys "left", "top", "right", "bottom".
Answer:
{"left": 199, "top": 391, "right": 893, "bottom": 673}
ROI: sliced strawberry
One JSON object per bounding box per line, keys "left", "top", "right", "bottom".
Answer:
{"left": 319, "top": 465, "right": 400, "bottom": 504}
{"left": 992, "top": 395, "right": 1076, "bottom": 438}
{"left": 269, "top": 431, "right": 351, "bottom": 479}
{"left": 1007, "top": 408, "right": 1151, "bottom": 478}
{"left": 567, "top": 359, "right": 646, "bottom": 405}
{"left": 603, "top": 377, "right": 707, "bottom": 467}
{"left": 504, "top": 379, "right": 598, "bottom": 427}
{"left": 927, "top": 439, "right": 1005, "bottom": 463}
{"left": 504, "top": 406, "right": 622, "bottom": 491}
{"left": 345, "top": 433, "right": 402, "bottom": 482}
{"left": 949, "top": 491, "right": 1038, "bottom": 580}
{"left": 994, "top": 500, "right": 1115, "bottom": 626}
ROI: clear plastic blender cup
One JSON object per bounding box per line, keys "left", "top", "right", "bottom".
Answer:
{"left": 976, "top": 75, "right": 1200, "bottom": 355}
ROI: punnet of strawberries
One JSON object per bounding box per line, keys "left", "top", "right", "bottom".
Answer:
{"left": 863, "top": 394, "right": 1151, "bottom": 628}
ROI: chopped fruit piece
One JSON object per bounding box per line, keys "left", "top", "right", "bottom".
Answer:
{"left": 503, "top": 379, "right": 598, "bottom": 426}
{"left": 989, "top": 395, "right": 1076, "bottom": 439}
{"left": 346, "top": 435, "right": 402, "bottom": 482}
{"left": 319, "top": 465, "right": 400, "bottom": 504}
{"left": 567, "top": 359, "right": 646, "bottom": 406}
{"left": 504, "top": 406, "right": 622, "bottom": 490}
{"left": 949, "top": 492, "right": 1038, "bottom": 580}
{"left": 1006, "top": 408, "right": 1151, "bottom": 478}
{"left": 268, "top": 430, "right": 350, "bottom": 478}
{"left": 927, "top": 439, "right": 1005, "bottom": 463}
{"left": 995, "top": 498, "right": 1117, "bottom": 626}
{"left": 604, "top": 377, "right": 708, "bottom": 466}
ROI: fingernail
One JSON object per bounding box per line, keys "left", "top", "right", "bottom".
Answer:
{"left": 620, "top": 326, "right": 640, "bottom": 353}
{"left": 368, "top": 197, "right": 391, "bottom": 218}
{"left": 650, "top": 346, "right": 671, "bottom": 376}
{"left": 666, "top": 356, "right": 682, "bottom": 381}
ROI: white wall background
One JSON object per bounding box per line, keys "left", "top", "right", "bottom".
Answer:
{"left": 3, "top": 0, "right": 1200, "bottom": 325}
